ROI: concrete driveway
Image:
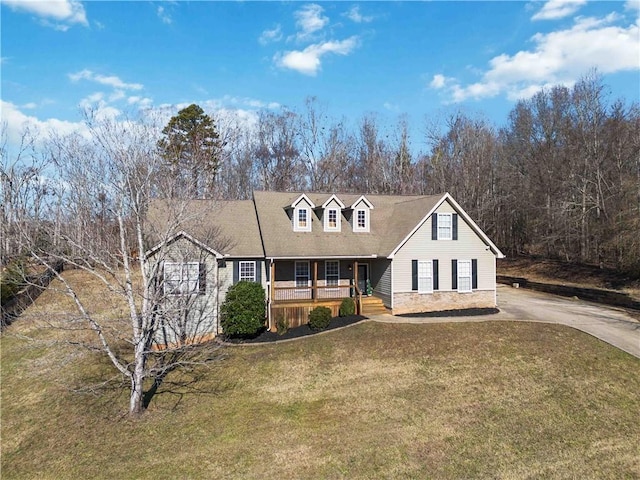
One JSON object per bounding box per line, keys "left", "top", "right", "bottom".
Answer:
{"left": 374, "top": 285, "right": 640, "bottom": 358}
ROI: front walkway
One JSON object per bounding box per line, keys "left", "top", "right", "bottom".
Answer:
{"left": 371, "top": 285, "right": 640, "bottom": 359}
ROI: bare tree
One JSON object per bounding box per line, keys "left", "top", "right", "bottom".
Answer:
{"left": 13, "top": 112, "right": 226, "bottom": 415}
{"left": 254, "top": 108, "right": 303, "bottom": 191}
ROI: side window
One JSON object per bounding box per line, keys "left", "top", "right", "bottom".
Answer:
{"left": 164, "top": 262, "right": 200, "bottom": 295}
{"left": 239, "top": 261, "right": 256, "bottom": 282}
{"left": 417, "top": 260, "right": 432, "bottom": 293}
{"left": 438, "top": 213, "right": 452, "bottom": 240}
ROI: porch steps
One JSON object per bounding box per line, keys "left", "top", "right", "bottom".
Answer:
{"left": 360, "top": 296, "right": 388, "bottom": 316}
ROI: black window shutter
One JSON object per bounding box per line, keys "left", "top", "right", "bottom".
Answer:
{"left": 433, "top": 259, "right": 439, "bottom": 290}
{"left": 255, "top": 261, "right": 262, "bottom": 283}
{"left": 451, "top": 259, "right": 458, "bottom": 290}
{"left": 199, "top": 263, "right": 206, "bottom": 294}
{"left": 472, "top": 259, "right": 478, "bottom": 290}
{"left": 432, "top": 214, "right": 438, "bottom": 240}
{"left": 233, "top": 261, "right": 239, "bottom": 284}
{"left": 452, "top": 213, "right": 458, "bottom": 240}
{"left": 411, "top": 260, "right": 418, "bottom": 291}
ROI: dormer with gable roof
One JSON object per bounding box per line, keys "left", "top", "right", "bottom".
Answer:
{"left": 287, "top": 193, "right": 315, "bottom": 232}
{"left": 318, "top": 194, "right": 345, "bottom": 232}
{"left": 349, "top": 195, "right": 374, "bottom": 233}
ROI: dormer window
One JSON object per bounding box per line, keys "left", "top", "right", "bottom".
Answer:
{"left": 321, "top": 194, "right": 345, "bottom": 232}
{"left": 295, "top": 206, "right": 311, "bottom": 232}
{"left": 324, "top": 208, "right": 341, "bottom": 231}
{"left": 357, "top": 209, "right": 366, "bottom": 229}
{"left": 329, "top": 209, "right": 337, "bottom": 228}
{"left": 351, "top": 196, "right": 373, "bottom": 233}
{"left": 290, "top": 193, "right": 315, "bottom": 232}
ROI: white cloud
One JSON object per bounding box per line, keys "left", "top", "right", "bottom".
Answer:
{"left": 275, "top": 36, "right": 359, "bottom": 76}
{"left": 127, "top": 96, "right": 153, "bottom": 108}
{"left": 68, "top": 69, "right": 144, "bottom": 90}
{"left": 157, "top": 6, "right": 172, "bottom": 25}
{"left": 1, "top": 0, "right": 88, "bottom": 28}
{"left": 1, "top": 100, "right": 87, "bottom": 147}
{"left": 532, "top": 0, "right": 587, "bottom": 20}
{"left": 344, "top": 5, "right": 373, "bottom": 23}
{"left": 259, "top": 24, "right": 283, "bottom": 45}
{"left": 430, "top": 74, "right": 451, "bottom": 89}
{"left": 625, "top": 0, "right": 640, "bottom": 11}
{"left": 294, "top": 4, "right": 329, "bottom": 41}
{"left": 431, "top": 12, "right": 639, "bottom": 102}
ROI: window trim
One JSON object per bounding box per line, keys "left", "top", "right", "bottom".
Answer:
{"left": 325, "top": 208, "right": 340, "bottom": 231}
{"left": 417, "top": 260, "right": 433, "bottom": 293}
{"left": 325, "top": 260, "right": 340, "bottom": 287}
{"left": 295, "top": 261, "right": 310, "bottom": 289}
{"left": 353, "top": 208, "right": 369, "bottom": 232}
{"left": 164, "top": 261, "right": 200, "bottom": 296}
{"left": 457, "top": 259, "right": 472, "bottom": 293}
{"left": 294, "top": 206, "right": 311, "bottom": 232}
{"left": 437, "top": 213, "right": 452, "bottom": 240}
{"left": 239, "top": 260, "right": 256, "bottom": 282}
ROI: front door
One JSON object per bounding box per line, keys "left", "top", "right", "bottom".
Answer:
{"left": 357, "top": 264, "right": 369, "bottom": 294}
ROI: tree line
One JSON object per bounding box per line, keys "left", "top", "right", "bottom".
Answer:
{"left": 2, "top": 72, "right": 639, "bottom": 272}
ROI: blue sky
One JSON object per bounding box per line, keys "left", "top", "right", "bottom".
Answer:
{"left": 2, "top": 0, "right": 639, "bottom": 154}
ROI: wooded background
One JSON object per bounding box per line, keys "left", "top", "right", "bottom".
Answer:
{"left": 3, "top": 73, "right": 639, "bottom": 272}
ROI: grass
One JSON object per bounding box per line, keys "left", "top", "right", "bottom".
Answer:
{"left": 2, "top": 270, "right": 640, "bottom": 479}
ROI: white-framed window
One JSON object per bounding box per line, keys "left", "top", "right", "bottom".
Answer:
{"left": 438, "top": 213, "right": 452, "bottom": 240}
{"left": 295, "top": 261, "right": 310, "bottom": 288}
{"left": 457, "top": 259, "right": 472, "bottom": 293}
{"left": 354, "top": 208, "right": 369, "bottom": 232}
{"left": 325, "top": 208, "right": 339, "bottom": 231}
{"left": 418, "top": 260, "right": 433, "bottom": 293}
{"left": 239, "top": 261, "right": 256, "bottom": 282}
{"left": 325, "top": 260, "right": 339, "bottom": 287}
{"left": 294, "top": 207, "right": 311, "bottom": 232}
{"left": 164, "top": 262, "right": 200, "bottom": 295}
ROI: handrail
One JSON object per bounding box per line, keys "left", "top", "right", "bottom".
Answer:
{"left": 353, "top": 284, "right": 363, "bottom": 315}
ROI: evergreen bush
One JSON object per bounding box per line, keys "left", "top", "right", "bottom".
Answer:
{"left": 339, "top": 297, "right": 355, "bottom": 317}
{"left": 220, "top": 281, "right": 266, "bottom": 337}
{"left": 308, "top": 306, "right": 331, "bottom": 331}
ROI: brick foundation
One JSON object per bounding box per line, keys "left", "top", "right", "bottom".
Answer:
{"left": 392, "top": 290, "right": 495, "bottom": 315}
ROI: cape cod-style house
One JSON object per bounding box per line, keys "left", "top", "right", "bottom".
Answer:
{"left": 146, "top": 191, "right": 505, "bottom": 338}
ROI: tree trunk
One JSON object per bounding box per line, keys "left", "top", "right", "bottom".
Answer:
{"left": 129, "top": 342, "right": 147, "bottom": 415}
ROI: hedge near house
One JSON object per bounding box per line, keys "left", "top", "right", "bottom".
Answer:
{"left": 308, "top": 306, "right": 332, "bottom": 331}
{"left": 220, "top": 281, "right": 266, "bottom": 337}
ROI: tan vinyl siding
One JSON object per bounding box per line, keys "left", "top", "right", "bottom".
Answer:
{"left": 372, "top": 259, "right": 392, "bottom": 307}
{"left": 393, "top": 199, "right": 496, "bottom": 293}
{"left": 150, "top": 236, "right": 220, "bottom": 341}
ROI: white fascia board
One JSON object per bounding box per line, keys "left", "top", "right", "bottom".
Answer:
{"left": 350, "top": 195, "right": 374, "bottom": 209}
{"left": 145, "top": 230, "right": 225, "bottom": 259}
{"left": 268, "top": 254, "right": 378, "bottom": 260}
{"left": 290, "top": 193, "right": 316, "bottom": 209}
{"left": 321, "top": 194, "right": 346, "bottom": 209}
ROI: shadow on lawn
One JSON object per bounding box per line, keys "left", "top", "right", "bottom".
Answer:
{"left": 223, "top": 314, "right": 368, "bottom": 344}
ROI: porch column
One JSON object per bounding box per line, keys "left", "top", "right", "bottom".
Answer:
{"left": 353, "top": 260, "right": 359, "bottom": 294}
{"left": 270, "top": 260, "right": 275, "bottom": 331}
{"left": 313, "top": 260, "right": 318, "bottom": 302}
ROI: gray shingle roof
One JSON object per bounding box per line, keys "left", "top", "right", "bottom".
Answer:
{"left": 147, "top": 199, "right": 263, "bottom": 257}
{"left": 148, "top": 192, "right": 445, "bottom": 259}
{"left": 252, "top": 191, "right": 443, "bottom": 258}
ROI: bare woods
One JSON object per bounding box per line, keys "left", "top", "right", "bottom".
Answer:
{"left": 3, "top": 73, "right": 639, "bottom": 272}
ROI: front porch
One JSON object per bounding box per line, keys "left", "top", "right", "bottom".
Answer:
{"left": 268, "top": 258, "right": 389, "bottom": 329}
